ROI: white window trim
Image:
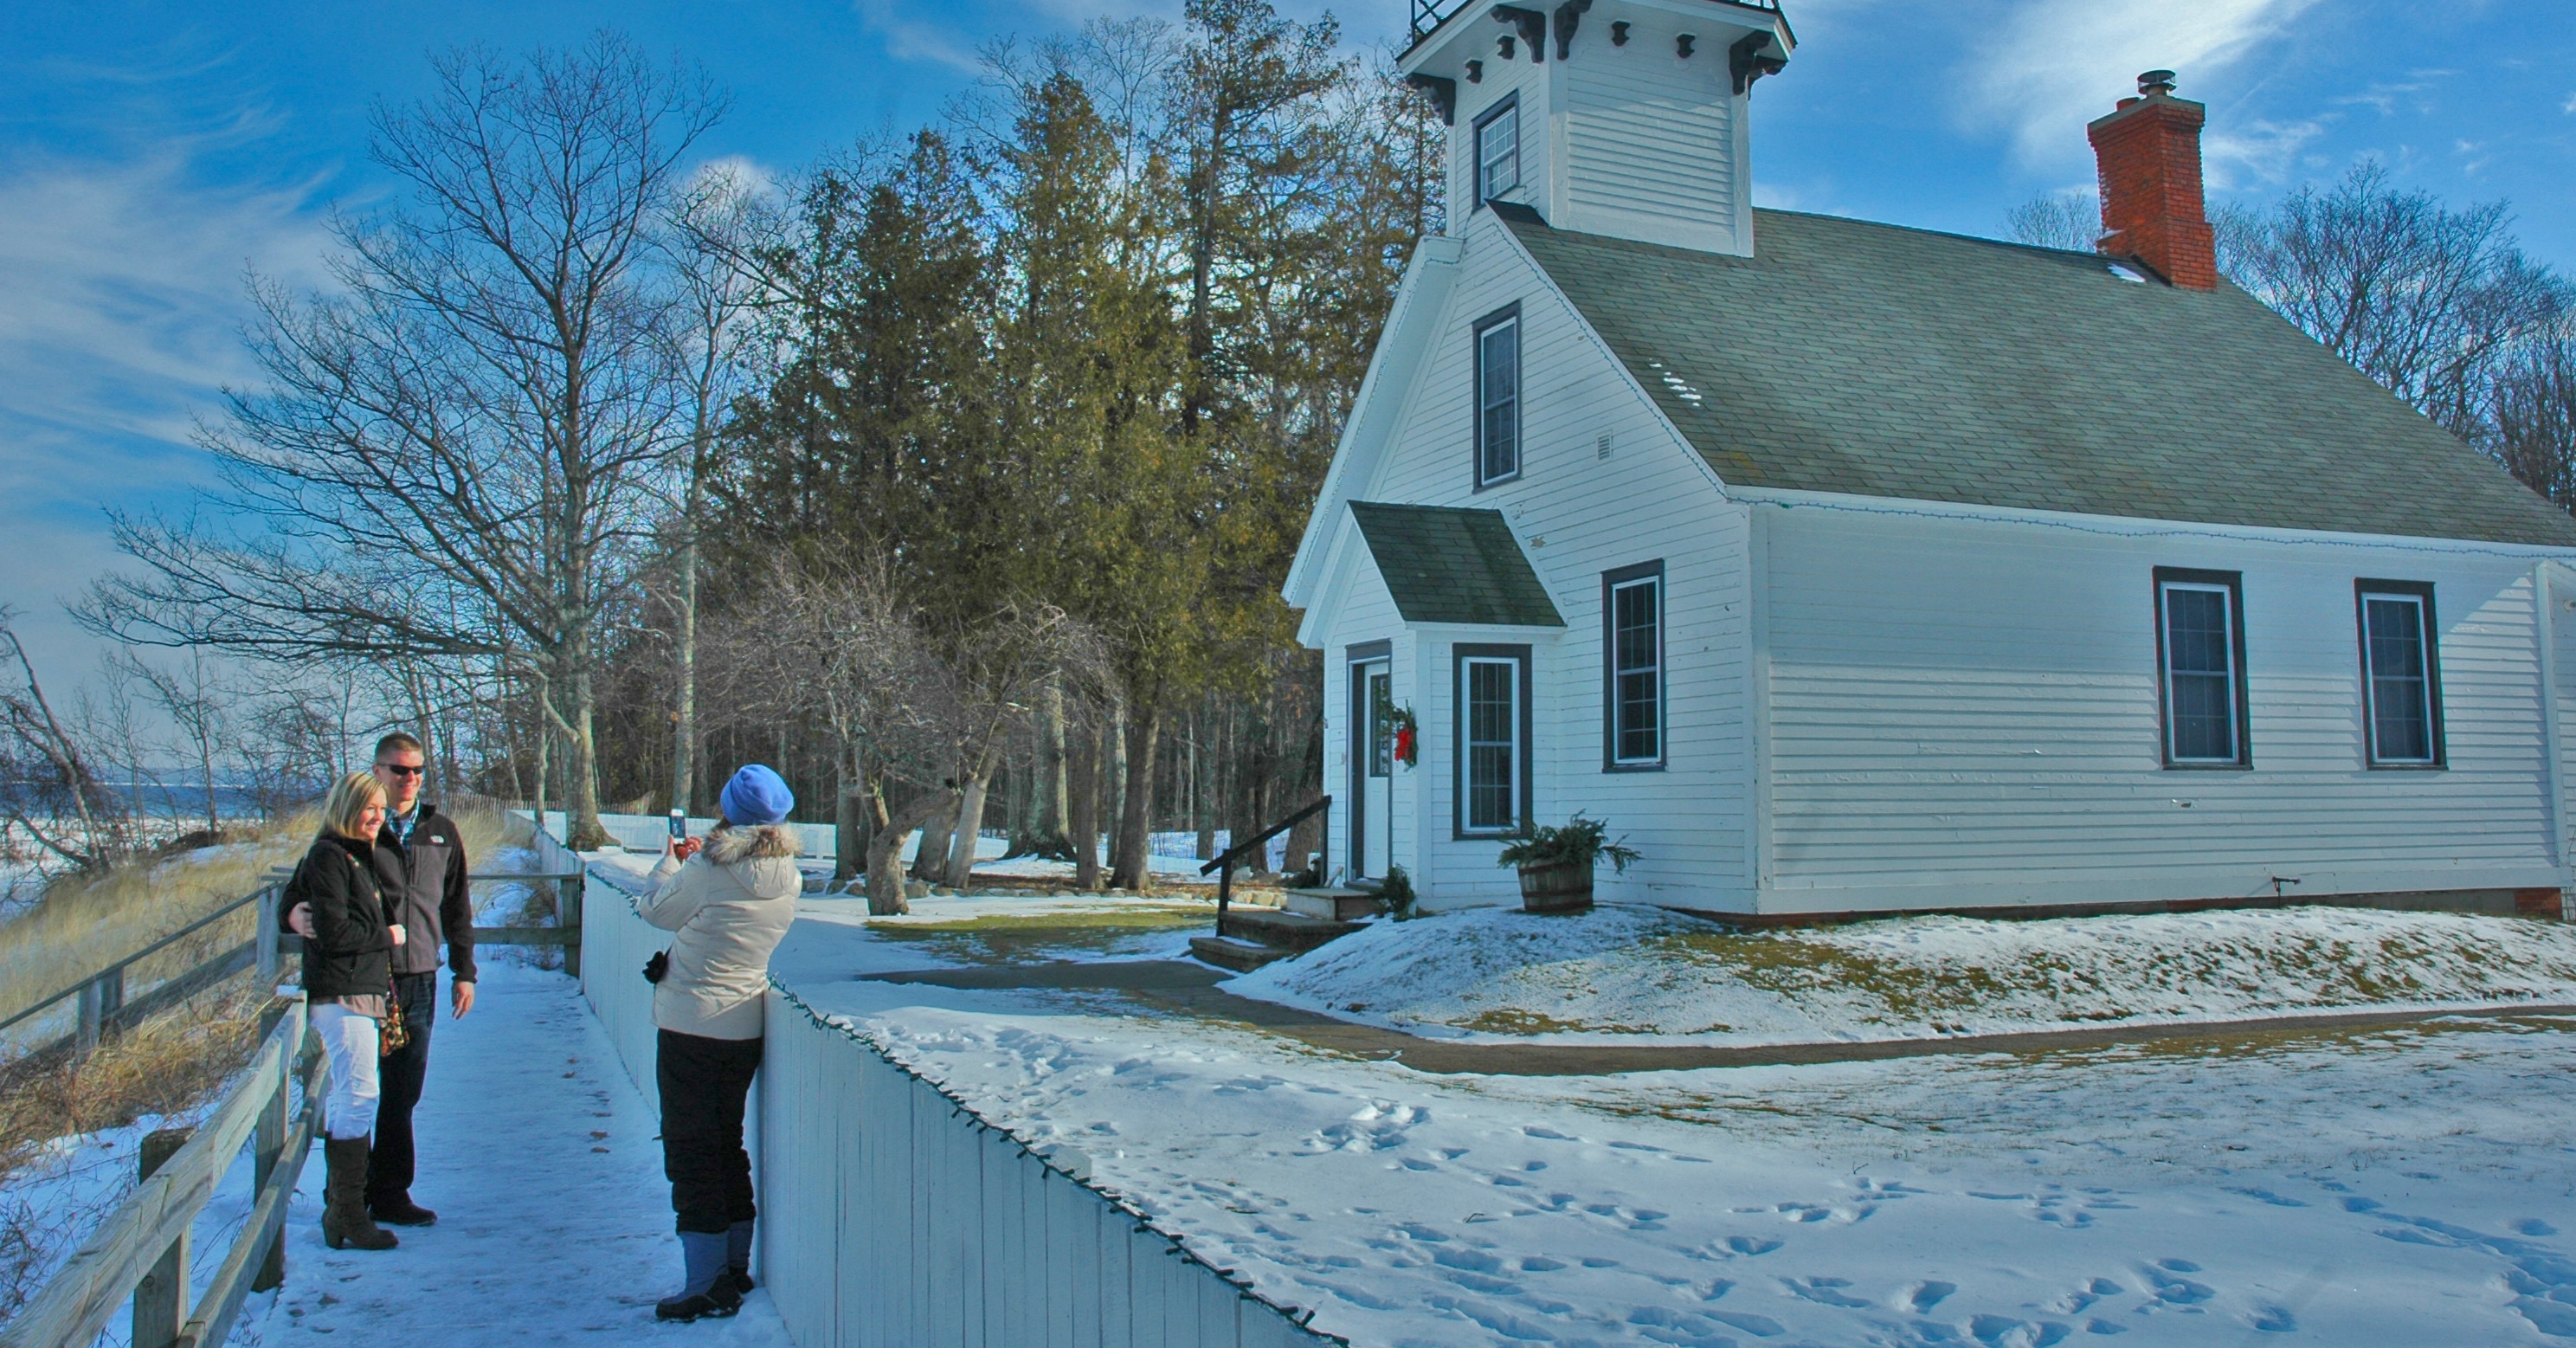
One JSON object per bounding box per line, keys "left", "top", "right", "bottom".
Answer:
{"left": 1606, "top": 568, "right": 1664, "bottom": 768}
{"left": 2158, "top": 577, "right": 2244, "bottom": 767}
{"left": 1458, "top": 653, "right": 1524, "bottom": 837}
{"left": 2359, "top": 587, "right": 2441, "bottom": 767}
{"left": 1474, "top": 311, "right": 1521, "bottom": 487}
{"left": 1474, "top": 97, "right": 1520, "bottom": 207}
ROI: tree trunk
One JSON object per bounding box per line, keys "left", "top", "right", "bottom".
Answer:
{"left": 833, "top": 756, "right": 869, "bottom": 887}
{"left": 1068, "top": 719, "right": 1101, "bottom": 891}
{"left": 865, "top": 789, "right": 950, "bottom": 917}
{"left": 1107, "top": 697, "right": 1129, "bottom": 851}
{"left": 671, "top": 511, "right": 699, "bottom": 817}
{"left": 561, "top": 643, "right": 612, "bottom": 849}
{"left": 913, "top": 804, "right": 955, "bottom": 885}
{"left": 1110, "top": 700, "right": 1162, "bottom": 892}
{"left": 530, "top": 687, "right": 551, "bottom": 834}
{"left": 945, "top": 749, "right": 997, "bottom": 889}
{"left": 1190, "top": 708, "right": 1214, "bottom": 861}
{"left": 1038, "top": 676, "right": 1068, "bottom": 839}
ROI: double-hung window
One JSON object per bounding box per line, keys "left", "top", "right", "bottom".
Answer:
{"left": 1474, "top": 306, "right": 1521, "bottom": 487}
{"left": 1455, "top": 644, "right": 1530, "bottom": 836}
{"left": 1604, "top": 561, "right": 1664, "bottom": 769}
{"left": 2154, "top": 568, "right": 2251, "bottom": 768}
{"left": 2356, "top": 580, "right": 2444, "bottom": 767}
{"left": 1474, "top": 96, "right": 1519, "bottom": 206}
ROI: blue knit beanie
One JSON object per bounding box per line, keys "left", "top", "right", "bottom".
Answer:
{"left": 719, "top": 764, "right": 795, "bottom": 827}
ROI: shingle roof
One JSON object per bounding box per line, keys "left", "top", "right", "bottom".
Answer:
{"left": 1495, "top": 203, "right": 2576, "bottom": 548}
{"left": 1349, "top": 501, "right": 1565, "bottom": 627}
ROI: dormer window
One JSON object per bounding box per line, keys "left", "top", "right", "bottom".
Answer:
{"left": 1475, "top": 96, "right": 1519, "bottom": 205}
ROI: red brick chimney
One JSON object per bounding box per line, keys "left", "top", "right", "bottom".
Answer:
{"left": 2087, "top": 70, "right": 2218, "bottom": 290}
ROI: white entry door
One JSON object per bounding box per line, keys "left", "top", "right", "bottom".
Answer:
{"left": 1355, "top": 661, "right": 1393, "bottom": 879}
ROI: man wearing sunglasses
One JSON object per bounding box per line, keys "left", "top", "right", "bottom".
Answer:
{"left": 291, "top": 732, "right": 477, "bottom": 1227}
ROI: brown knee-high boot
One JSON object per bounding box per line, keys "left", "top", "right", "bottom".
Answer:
{"left": 322, "top": 1137, "right": 398, "bottom": 1251}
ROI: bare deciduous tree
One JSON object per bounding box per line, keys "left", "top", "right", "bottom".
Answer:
{"left": 80, "top": 35, "right": 725, "bottom": 850}
{"left": 2225, "top": 160, "right": 2566, "bottom": 438}
{"left": 2004, "top": 188, "right": 2101, "bottom": 252}
{"left": 0, "top": 611, "right": 123, "bottom": 870}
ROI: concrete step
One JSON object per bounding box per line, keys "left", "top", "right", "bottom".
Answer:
{"left": 1188, "top": 934, "right": 1286, "bottom": 972}
{"left": 1220, "top": 906, "right": 1362, "bottom": 954}
{"left": 1284, "top": 887, "right": 1383, "bottom": 922}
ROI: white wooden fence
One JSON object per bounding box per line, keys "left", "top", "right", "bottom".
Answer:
{"left": 579, "top": 860, "right": 1338, "bottom": 1348}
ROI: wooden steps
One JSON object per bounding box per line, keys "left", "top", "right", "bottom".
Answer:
{"left": 1188, "top": 895, "right": 1374, "bottom": 972}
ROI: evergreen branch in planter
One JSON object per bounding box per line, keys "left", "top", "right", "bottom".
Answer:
{"left": 1495, "top": 814, "right": 1641, "bottom": 873}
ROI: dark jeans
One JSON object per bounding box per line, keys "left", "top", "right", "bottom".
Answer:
{"left": 658, "top": 1029, "right": 763, "bottom": 1235}
{"left": 367, "top": 971, "right": 438, "bottom": 1206}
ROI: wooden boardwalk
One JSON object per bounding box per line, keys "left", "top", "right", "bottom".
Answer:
{"left": 253, "top": 962, "right": 791, "bottom": 1346}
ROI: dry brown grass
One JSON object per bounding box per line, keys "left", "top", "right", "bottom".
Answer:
{"left": 0, "top": 979, "right": 272, "bottom": 1322}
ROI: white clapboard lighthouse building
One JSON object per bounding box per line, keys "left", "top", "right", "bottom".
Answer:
{"left": 1282, "top": 0, "right": 2576, "bottom": 919}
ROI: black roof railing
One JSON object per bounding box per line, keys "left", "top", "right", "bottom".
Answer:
{"left": 1407, "top": 0, "right": 1785, "bottom": 47}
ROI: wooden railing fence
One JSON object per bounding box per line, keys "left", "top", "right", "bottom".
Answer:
{"left": 0, "top": 998, "right": 324, "bottom": 1348}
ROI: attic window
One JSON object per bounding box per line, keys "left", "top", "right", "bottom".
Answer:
{"left": 1475, "top": 96, "right": 1520, "bottom": 206}
{"left": 2105, "top": 261, "right": 2151, "bottom": 284}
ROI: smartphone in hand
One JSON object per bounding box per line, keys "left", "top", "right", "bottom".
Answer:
{"left": 668, "top": 809, "right": 687, "bottom": 842}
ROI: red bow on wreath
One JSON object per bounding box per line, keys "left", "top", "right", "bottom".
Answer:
{"left": 1382, "top": 700, "right": 1420, "bottom": 768}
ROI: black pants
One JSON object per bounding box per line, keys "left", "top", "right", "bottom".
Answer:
{"left": 658, "top": 1029, "right": 763, "bottom": 1235}
{"left": 367, "top": 971, "right": 438, "bottom": 1206}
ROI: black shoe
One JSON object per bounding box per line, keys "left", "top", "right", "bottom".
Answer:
{"left": 726, "top": 1267, "right": 756, "bottom": 1295}
{"left": 655, "top": 1284, "right": 744, "bottom": 1322}
{"left": 370, "top": 1196, "right": 439, "bottom": 1227}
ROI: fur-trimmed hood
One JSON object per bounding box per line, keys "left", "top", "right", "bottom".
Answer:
{"left": 705, "top": 823, "right": 799, "bottom": 865}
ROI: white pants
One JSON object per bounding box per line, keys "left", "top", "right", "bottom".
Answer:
{"left": 312, "top": 1003, "right": 383, "bottom": 1141}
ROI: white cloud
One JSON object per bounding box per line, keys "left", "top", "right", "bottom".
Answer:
{"left": 2203, "top": 116, "right": 2328, "bottom": 188}
{"left": 1963, "top": 0, "right": 2325, "bottom": 164}
{"left": 0, "top": 149, "right": 332, "bottom": 687}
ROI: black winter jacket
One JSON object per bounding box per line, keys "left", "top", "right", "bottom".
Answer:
{"left": 289, "top": 833, "right": 395, "bottom": 1001}
{"left": 376, "top": 802, "right": 476, "bottom": 981}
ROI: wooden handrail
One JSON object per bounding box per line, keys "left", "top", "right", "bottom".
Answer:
{"left": 1200, "top": 797, "right": 1330, "bottom": 934}
{"left": 1198, "top": 797, "right": 1333, "bottom": 877}
{"left": 0, "top": 999, "right": 322, "bottom": 1348}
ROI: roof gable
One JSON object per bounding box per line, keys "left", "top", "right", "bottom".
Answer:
{"left": 1349, "top": 502, "right": 1565, "bottom": 628}
{"left": 1496, "top": 203, "right": 2576, "bottom": 548}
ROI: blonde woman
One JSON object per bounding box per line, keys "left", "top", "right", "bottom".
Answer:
{"left": 286, "top": 771, "right": 407, "bottom": 1251}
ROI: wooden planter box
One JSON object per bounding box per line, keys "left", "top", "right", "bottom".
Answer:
{"left": 1517, "top": 860, "right": 1594, "bottom": 913}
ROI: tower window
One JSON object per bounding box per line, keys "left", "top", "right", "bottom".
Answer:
{"left": 1475, "top": 96, "right": 1519, "bottom": 205}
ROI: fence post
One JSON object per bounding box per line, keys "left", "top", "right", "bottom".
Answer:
{"left": 251, "top": 997, "right": 293, "bottom": 1293}
{"left": 559, "top": 874, "right": 583, "bottom": 981}
{"left": 132, "top": 1127, "right": 194, "bottom": 1348}
{"left": 256, "top": 883, "right": 281, "bottom": 985}
{"left": 75, "top": 977, "right": 103, "bottom": 1057}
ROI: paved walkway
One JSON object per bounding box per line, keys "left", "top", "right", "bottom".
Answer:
{"left": 251, "top": 962, "right": 792, "bottom": 1346}
{"left": 865, "top": 960, "right": 2576, "bottom": 1074}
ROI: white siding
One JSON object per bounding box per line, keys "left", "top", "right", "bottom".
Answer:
{"left": 1758, "top": 503, "right": 2566, "bottom": 911}
{"left": 1552, "top": 31, "right": 1744, "bottom": 255}
{"left": 1317, "top": 208, "right": 1755, "bottom": 912}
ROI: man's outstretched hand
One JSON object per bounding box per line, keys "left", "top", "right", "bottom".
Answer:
{"left": 453, "top": 980, "right": 476, "bottom": 1018}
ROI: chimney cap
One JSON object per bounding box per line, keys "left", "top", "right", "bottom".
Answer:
{"left": 2137, "top": 69, "right": 2178, "bottom": 97}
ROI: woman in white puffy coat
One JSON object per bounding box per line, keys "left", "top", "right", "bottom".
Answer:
{"left": 641, "top": 764, "right": 801, "bottom": 1323}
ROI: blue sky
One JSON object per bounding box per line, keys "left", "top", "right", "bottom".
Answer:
{"left": 3, "top": 0, "right": 2573, "bottom": 693}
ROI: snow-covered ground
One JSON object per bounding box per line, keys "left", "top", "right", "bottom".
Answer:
{"left": 1225, "top": 904, "right": 2576, "bottom": 1046}
{"left": 765, "top": 896, "right": 2576, "bottom": 1346}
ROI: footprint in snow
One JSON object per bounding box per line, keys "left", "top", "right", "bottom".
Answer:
{"left": 1907, "top": 1280, "right": 1957, "bottom": 1313}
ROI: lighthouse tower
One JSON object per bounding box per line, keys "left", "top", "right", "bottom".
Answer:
{"left": 1397, "top": 0, "right": 1793, "bottom": 255}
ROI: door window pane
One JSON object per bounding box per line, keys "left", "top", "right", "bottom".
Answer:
{"left": 1610, "top": 576, "right": 1661, "bottom": 763}
{"left": 1367, "top": 671, "right": 1394, "bottom": 777}
{"left": 2364, "top": 594, "right": 2433, "bottom": 764}
{"left": 2161, "top": 582, "right": 2238, "bottom": 763}
{"left": 1464, "top": 658, "right": 1519, "bottom": 832}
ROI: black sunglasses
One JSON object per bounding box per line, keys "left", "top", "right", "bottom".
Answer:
{"left": 376, "top": 763, "right": 426, "bottom": 777}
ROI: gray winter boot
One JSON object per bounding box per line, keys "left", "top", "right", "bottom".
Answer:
{"left": 725, "top": 1218, "right": 756, "bottom": 1293}
{"left": 655, "top": 1230, "right": 743, "bottom": 1322}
